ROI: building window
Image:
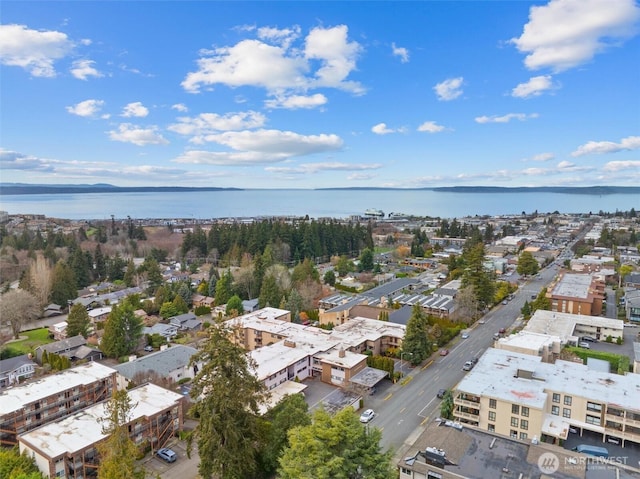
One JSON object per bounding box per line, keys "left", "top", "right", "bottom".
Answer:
{"left": 427, "top": 472, "right": 444, "bottom": 479}
{"left": 521, "top": 419, "right": 528, "bottom": 430}
{"left": 400, "top": 467, "right": 411, "bottom": 475}
{"left": 512, "top": 404, "right": 520, "bottom": 415}
{"left": 521, "top": 406, "right": 529, "bottom": 417}
{"left": 511, "top": 417, "right": 519, "bottom": 427}
{"left": 520, "top": 432, "right": 528, "bottom": 441}
{"left": 489, "top": 399, "right": 497, "bottom": 409}
{"left": 587, "top": 402, "right": 602, "bottom": 413}
{"left": 552, "top": 393, "right": 560, "bottom": 403}
{"left": 586, "top": 415, "right": 601, "bottom": 425}
{"left": 510, "top": 430, "right": 518, "bottom": 439}
{"left": 551, "top": 406, "right": 559, "bottom": 416}
{"left": 564, "top": 395, "right": 572, "bottom": 406}
{"left": 563, "top": 408, "right": 571, "bottom": 418}
{"left": 488, "top": 411, "right": 496, "bottom": 422}
{"left": 488, "top": 424, "right": 495, "bottom": 432}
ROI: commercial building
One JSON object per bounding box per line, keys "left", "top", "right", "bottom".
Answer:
{"left": 1, "top": 362, "right": 117, "bottom": 446}
{"left": 452, "top": 348, "right": 640, "bottom": 448}
{"left": 18, "top": 383, "right": 184, "bottom": 479}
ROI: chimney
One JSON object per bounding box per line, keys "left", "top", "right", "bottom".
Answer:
{"left": 284, "top": 340, "right": 296, "bottom": 348}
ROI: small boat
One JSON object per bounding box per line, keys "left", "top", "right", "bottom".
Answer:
{"left": 364, "top": 209, "right": 385, "bottom": 218}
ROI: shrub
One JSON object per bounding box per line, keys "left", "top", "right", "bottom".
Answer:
{"left": 605, "top": 335, "right": 613, "bottom": 343}
{"left": 616, "top": 336, "right": 623, "bottom": 345}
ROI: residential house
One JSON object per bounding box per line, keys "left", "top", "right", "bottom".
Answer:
{"left": 142, "top": 322, "right": 179, "bottom": 341}
{"left": 169, "top": 312, "right": 201, "bottom": 332}
{"left": 48, "top": 322, "right": 67, "bottom": 341}
{"left": 0, "top": 354, "right": 37, "bottom": 388}
{"left": 34, "top": 335, "right": 99, "bottom": 364}
{"left": 192, "top": 294, "right": 215, "bottom": 308}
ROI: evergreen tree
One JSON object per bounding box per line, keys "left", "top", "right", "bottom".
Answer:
{"left": 101, "top": 301, "right": 143, "bottom": 358}
{"left": 359, "top": 247, "right": 374, "bottom": 271}
{"left": 94, "top": 244, "right": 106, "bottom": 281}
{"left": 188, "top": 323, "right": 267, "bottom": 479}
{"left": 225, "top": 294, "right": 244, "bottom": 317}
{"left": 278, "top": 407, "right": 394, "bottom": 479}
{"left": 259, "top": 275, "right": 281, "bottom": 308}
{"left": 214, "top": 270, "right": 233, "bottom": 305}
{"left": 97, "top": 390, "right": 145, "bottom": 479}
{"left": 402, "top": 304, "right": 430, "bottom": 364}
{"left": 323, "top": 269, "right": 336, "bottom": 286}
{"left": 516, "top": 250, "right": 539, "bottom": 277}
{"left": 66, "top": 303, "right": 91, "bottom": 338}
{"left": 123, "top": 259, "right": 137, "bottom": 287}
{"left": 50, "top": 260, "right": 77, "bottom": 307}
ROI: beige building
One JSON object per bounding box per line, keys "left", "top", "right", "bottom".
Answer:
{"left": 18, "top": 383, "right": 184, "bottom": 479}
{"left": 453, "top": 348, "right": 640, "bottom": 448}
{"left": 1, "top": 362, "right": 117, "bottom": 447}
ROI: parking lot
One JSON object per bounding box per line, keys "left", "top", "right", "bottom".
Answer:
{"left": 563, "top": 428, "right": 640, "bottom": 472}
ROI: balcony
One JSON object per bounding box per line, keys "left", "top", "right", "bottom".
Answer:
{"left": 454, "top": 409, "right": 480, "bottom": 421}
{"left": 454, "top": 397, "right": 481, "bottom": 409}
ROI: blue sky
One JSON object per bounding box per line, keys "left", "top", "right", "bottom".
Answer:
{"left": 1, "top": 0, "right": 639, "bottom": 189}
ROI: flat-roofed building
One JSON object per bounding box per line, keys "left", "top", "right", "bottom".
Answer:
{"left": 452, "top": 348, "right": 640, "bottom": 448}
{"left": 525, "top": 310, "right": 623, "bottom": 343}
{"left": 1, "top": 362, "right": 117, "bottom": 446}
{"left": 546, "top": 272, "right": 605, "bottom": 316}
{"left": 18, "top": 383, "right": 184, "bottom": 479}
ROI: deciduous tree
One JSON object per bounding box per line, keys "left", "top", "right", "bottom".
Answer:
{"left": 188, "top": 323, "right": 267, "bottom": 479}
{"left": 516, "top": 250, "right": 539, "bottom": 277}
{"left": 0, "top": 289, "right": 40, "bottom": 339}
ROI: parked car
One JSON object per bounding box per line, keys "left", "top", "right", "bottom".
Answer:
{"left": 439, "top": 349, "right": 449, "bottom": 356}
{"left": 462, "top": 361, "right": 474, "bottom": 371}
{"left": 461, "top": 332, "right": 469, "bottom": 339}
{"left": 360, "top": 409, "right": 375, "bottom": 423}
{"left": 144, "top": 345, "right": 154, "bottom": 352}
{"left": 437, "top": 389, "right": 447, "bottom": 399}
{"left": 578, "top": 342, "right": 590, "bottom": 349}
{"left": 502, "top": 300, "right": 508, "bottom": 305}
{"left": 471, "top": 357, "right": 479, "bottom": 365}
{"left": 581, "top": 336, "right": 597, "bottom": 342}
{"left": 499, "top": 328, "right": 506, "bottom": 334}
{"left": 156, "top": 448, "right": 177, "bottom": 463}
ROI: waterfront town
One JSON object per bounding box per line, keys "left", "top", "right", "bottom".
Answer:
{"left": 1, "top": 209, "right": 640, "bottom": 479}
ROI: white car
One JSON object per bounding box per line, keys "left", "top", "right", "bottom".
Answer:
{"left": 360, "top": 409, "right": 375, "bottom": 423}
{"left": 461, "top": 332, "right": 469, "bottom": 339}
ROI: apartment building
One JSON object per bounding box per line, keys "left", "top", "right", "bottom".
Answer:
{"left": 0, "top": 362, "right": 117, "bottom": 446}
{"left": 453, "top": 348, "right": 640, "bottom": 448}
{"left": 545, "top": 272, "right": 606, "bottom": 316}
{"left": 18, "top": 383, "right": 184, "bottom": 479}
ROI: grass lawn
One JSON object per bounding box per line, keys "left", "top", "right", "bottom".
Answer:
{"left": 1, "top": 328, "right": 52, "bottom": 358}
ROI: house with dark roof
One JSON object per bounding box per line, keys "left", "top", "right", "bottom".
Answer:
{"left": 0, "top": 354, "right": 37, "bottom": 387}
{"left": 111, "top": 345, "right": 201, "bottom": 388}
{"left": 34, "top": 335, "right": 103, "bottom": 363}
{"left": 169, "top": 313, "right": 201, "bottom": 331}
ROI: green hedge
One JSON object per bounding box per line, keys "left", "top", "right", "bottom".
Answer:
{"left": 568, "top": 347, "right": 629, "bottom": 374}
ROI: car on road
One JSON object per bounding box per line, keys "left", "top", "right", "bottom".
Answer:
{"left": 156, "top": 448, "right": 177, "bottom": 463}
{"left": 478, "top": 319, "right": 485, "bottom": 324}
{"left": 439, "top": 349, "right": 449, "bottom": 356}
{"left": 502, "top": 300, "right": 508, "bottom": 305}
{"left": 437, "top": 389, "right": 447, "bottom": 399}
{"left": 461, "top": 332, "right": 469, "bottom": 339}
{"left": 360, "top": 409, "right": 375, "bottom": 423}
{"left": 462, "top": 361, "right": 474, "bottom": 371}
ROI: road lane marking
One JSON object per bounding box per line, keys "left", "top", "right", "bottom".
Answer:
{"left": 400, "top": 407, "right": 406, "bottom": 414}
{"left": 421, "top": 415, "right": 430, "bottom": 425}
{"left": 384, "top": 393, "right": 393, "bottom": 401}
{"left": 421, "top": 360, "right": 433, "bottom": 370}
{"left": 418, "top": 390, "right": 424, "bottom": 396}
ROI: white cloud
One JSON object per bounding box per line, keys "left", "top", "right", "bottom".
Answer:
{"left": 371, "top": 123, "right": 396, "bottom": 135}
{"left": 528, "top": 152, "right": 555, "bottom": 162}
{"left": 391, "top": 42, "right": 409, "bottom": 63}
{"left": 171, "top": 103, "right": 188, "bottom": 112}
{"left": 511, "top": 0, "right": 640, "bottom": 72}
{"left": 264, "top": 93, "right": 328, "bottom": 109}
{"left": 168, "top": 111, "right": 267, "bottom": 141}
{"left": 174, "top": 129, "right": 343, "bottom": 165}
{"left": 182, "top": 24, "right": 363, "bottom": 95}
{"left": 265, "top": 161, "right": 382, "bottom": 175}
{"left": 108, "top": 123, "right": 168, "bottom": 146}
{"left": 433, "top": 77, "right": 463, "bottom": 101}
{"left": 603, "top": 160, "right": 640, "bottom": 171}
{"left": 347, "top": 173, "right": 377, "bottom": 181}
{"left": 511, "top": 75, "right": 556, "bottom": 98}
{"left": 70, "top": 59, "right": 102, "bottom": 80}
{"left": 66, "top": 99, "right": 105, "bottom": 117}
{"left": 417, "top": 121, "right": 446, "bottom": 133}
{"left": 121, "top": 102, "right": 149, "bottom": 118}
{"left": 571, "top": 135, "right": 640, "bottom": 156}
{"left": 257, "top": 25, "right": 301, "bottom": 48}
{"left": 475, "top": 113, "right": 539, "bottom": 123}
{"left": 0, "top": 24, "right": 75, "bottom": 77}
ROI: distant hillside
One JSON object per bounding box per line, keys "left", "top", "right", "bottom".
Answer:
{"left": 317, "top": 186, "right": 640, "bottom": 195}
{"left": 0, "top": 184, "right": 243, "bottom": 195}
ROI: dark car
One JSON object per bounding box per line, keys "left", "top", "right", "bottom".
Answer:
{"left": 581, "top": 336, "right": 597, "bottom": 342}
{"left": 437, "top": 389, "right": 447, "bottom": 399}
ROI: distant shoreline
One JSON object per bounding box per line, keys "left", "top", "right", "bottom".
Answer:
{"left": 1, "top": 184, "right": 639, "bottom": 196}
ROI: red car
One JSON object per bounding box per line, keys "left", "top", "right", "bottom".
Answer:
{"left": 439, "top": 349, "right": 449, "bottom": 356}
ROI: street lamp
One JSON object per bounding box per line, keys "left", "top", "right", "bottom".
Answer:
{"left": 400, "top": 352, "right": 413, "bottom": 375}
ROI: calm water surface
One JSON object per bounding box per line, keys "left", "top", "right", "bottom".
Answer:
{"left": 0, "top": 189, "right": 638, "bottom": 220}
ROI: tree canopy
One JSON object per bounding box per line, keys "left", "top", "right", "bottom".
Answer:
{"left": 401, "top": 304, "right": 431, "bottom": 365}
{"left": 101, "top": 299, "right": 143, "bottom": 358}
{"left": 188, "top": 323, "right": 267, "bottom": 479}
{"left": 0, "top": 289, "right": 40, "bottom": 339}
{"left": 278, "top": 407, "right": 394, "bottom": 479}
{"left": 66, "top": 303, "right": 91, "bottom": 338}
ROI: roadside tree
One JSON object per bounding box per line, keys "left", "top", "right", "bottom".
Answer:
{"left": 0, "top": 289, "right": 40, "bottom": 339}
{"left": 402, "top": 304, "right": 430, "bottom": 364}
